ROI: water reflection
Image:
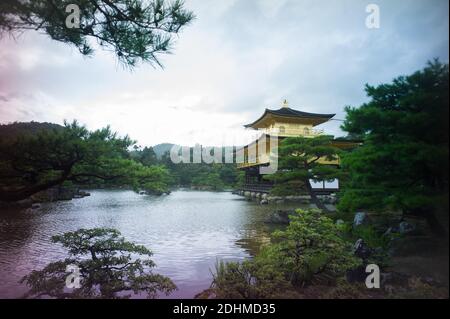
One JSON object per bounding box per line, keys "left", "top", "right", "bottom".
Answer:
{"left": 0, "top": 190, "right": 304, "bottom": 298}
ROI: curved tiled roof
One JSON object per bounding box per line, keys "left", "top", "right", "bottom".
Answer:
{"left": 244, "top": 107, "right": 335, "bottom": 128}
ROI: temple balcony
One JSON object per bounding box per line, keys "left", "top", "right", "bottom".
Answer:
{"left": 237, "top": 153, "right": 271, "bottom": 169}
{"left": 237, "top": 151, "right": 340, "bottom": 169}
{"left": 261, "top": 127, "right": 324, "bottom": 137}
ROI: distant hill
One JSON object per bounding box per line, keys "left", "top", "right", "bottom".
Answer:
{"left": 0, "top": 122, "right": 62, "bottom": 140}
{"left": 152, "top": 143, "right": 176, "bottom": 159}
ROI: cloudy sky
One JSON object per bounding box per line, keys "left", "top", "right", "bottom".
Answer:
{"left": 0, "top": 0, "right": 448, "bottom": 147}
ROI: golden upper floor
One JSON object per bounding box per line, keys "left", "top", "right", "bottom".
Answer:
{"left": 237, "top": 102, "right": 360, "bottom": 169}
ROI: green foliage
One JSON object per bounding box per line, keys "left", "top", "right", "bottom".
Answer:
{"left": 0, "top": 0, "right": 194, "bottom": 67}
{"left": 21, "top": 228, "right": 176, "bottom": 298}
{"left": 218, "top": 164, "right": 239, "bottom": 186}
{"left": 0, "top": 121, "right": 239, "bottom": 200}
{"left": 339, "top": 60, "right": 449, "bottom": 218}
{"left": 267, "top": 135, "right": 341, "bottom": 184}
{"left": 126, "top": 162, "right": 172, "bottom": 194}
{"left": 334, "top": 219, "right": 392, "bottom": 265}
{"left": 352, "top": 225, "right": 391, "bottom": 250}
{"left": 334, "top": 218, "right": 394, "bottom": 266}
{"left": 265, "top": 135, "right": 342, "bottom": 210}
{"left": 211, "top": 260, "right": 297, "bottom": 299}
{"left": 267, "top": 209, "right": 361, "bottom": 285}
{"left": 133, "top": 146, "right": 158, "bottom": 166}
{"left": 235, "top": 170, "right": 245, "bottom": 187}
{"left": 335, "top": 220, "right": 352, "bottom": 234}
{"left": 210, "top": 209, "right": 360, "bottom": 298}
{"left": 337, "top": 188, "right": 386, "bottom": 213}
{"left": 269, "top": 181, "right": 304, "bottom": 196}
{"left": 158, "top": 150, "right": 239, "bottom": 189}
{"left": 0, "top": 121, "right": 170, "bottom": 201}
{"left": 192, "top": 172, "right": 225, "bottom": 191}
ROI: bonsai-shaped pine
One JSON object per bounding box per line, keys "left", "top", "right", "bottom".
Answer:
{"left": 20, "top": 228, "right": 176, "bottom": 299}
{"left": 265, "top": 135, "right": 342, "bottom": 212}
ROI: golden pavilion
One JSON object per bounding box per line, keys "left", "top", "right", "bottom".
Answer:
{"left": 237, "top": 100, "right": 360, "bottom": 194}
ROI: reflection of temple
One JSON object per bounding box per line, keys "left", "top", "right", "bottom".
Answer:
{"left": 237, "top": 100, "right": 360, "bottom": 194}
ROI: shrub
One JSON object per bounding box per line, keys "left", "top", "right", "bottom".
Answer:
{"left": 211, "top": 260, "right": 297, "bottom": 299}
{"left": 352, "top": 225, "right": 391, "bottom": 249}
{"left": 268, "top": 209, "right": 361, "bottom": 286}
{"left": 209, "top": 209, "right": 361, "bottom": 298}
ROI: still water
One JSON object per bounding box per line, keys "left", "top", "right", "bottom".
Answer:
{"left": 0, "top": 190, "right": 301, "bottom": 298}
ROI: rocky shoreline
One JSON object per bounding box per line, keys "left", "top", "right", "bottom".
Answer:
{"left": 0, "top": 186, "right": 90, "bottom": 209}
{"left": 233, "top": 189, "right": 337, "bottom": 206}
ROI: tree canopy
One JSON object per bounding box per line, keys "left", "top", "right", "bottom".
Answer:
{"left": 339, "top": 60, "right": 449, "bottom": 234}
{"left": 157, "top": 149, "right": 238, "bottom": 190}
{"left": 21, "top": 228, "right": 176, "bottom": 298}
{"left": 0, "top": 0, "right": 194, "bottom": 67}
{"left": 0, "top": 120, "right": 170, "bottom": 202}
{"left": 265, "top": 135, "right": 342, "bottom": 211}
{"left": 133, "top": 146, "right": 158, "bottom": 166}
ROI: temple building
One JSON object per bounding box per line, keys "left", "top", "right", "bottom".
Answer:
{"left": 237, "top": 100, "right": 360, "bottom": 194}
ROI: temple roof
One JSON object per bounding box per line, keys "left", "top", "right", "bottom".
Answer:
{"left": 244, "top": 107, "right": 335, "bottom": 128}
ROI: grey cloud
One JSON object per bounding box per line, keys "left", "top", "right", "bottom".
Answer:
{"left": 0, "top": 0, "right": 448, "bottom": 145}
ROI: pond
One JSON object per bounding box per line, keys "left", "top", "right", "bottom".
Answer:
{"left": 0, "top": 190, "right": 303, "bottom": 298}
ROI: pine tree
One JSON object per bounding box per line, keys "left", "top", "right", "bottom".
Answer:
{"left": 0, "top": 0, "right": 194, "bottom": 68}
{"left": 266, "top": 135, "right": 342, "bottom": 212}
{"left": 340, "top": 60, "right": 449, "bottom": 235}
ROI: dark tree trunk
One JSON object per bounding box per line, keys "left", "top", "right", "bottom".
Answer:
{"left": 305, "top": 180, "right": 330, "bottom": 213}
